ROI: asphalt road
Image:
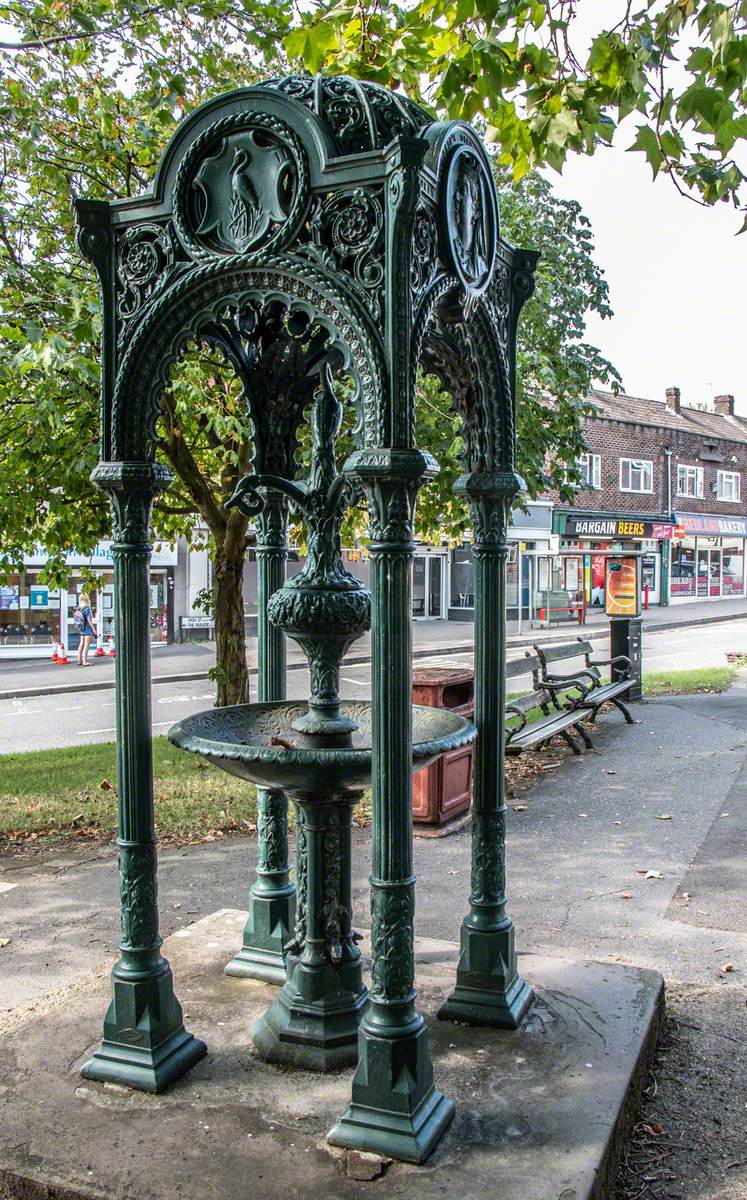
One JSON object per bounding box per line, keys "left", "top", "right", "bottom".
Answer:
{"left": 0, "top": 616, "right": 745, "bottom": 755}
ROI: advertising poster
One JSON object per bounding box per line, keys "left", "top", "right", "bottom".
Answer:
{"left": 605, "top": 557, "right": 640, "bottom": 617}
{"left": 0, "top": 587, "right": 19, "bottom": 611}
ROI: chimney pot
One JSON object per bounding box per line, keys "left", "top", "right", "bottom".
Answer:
{"left": 665, "top": 386, "right": 681, "bottom": 413}
{"left": 714, "top": 394, "right": 735, "bottom": 417}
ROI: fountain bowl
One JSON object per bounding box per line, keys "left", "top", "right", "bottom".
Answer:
{"left": 168, "top": 700, "right": 476, "bottom": 793}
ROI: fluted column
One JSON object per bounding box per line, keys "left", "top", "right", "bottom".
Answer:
{"left": 329, "top": 448, "right": 453, "bottom": 1165}
{"left": 439, "top": 472, "right": 534, "bottom": 1027}
{"left": 82, "top": 461, "right": 206, "bottom": 1091}
{"left": 226, "top": 494, "right": 295, "bottom": 982}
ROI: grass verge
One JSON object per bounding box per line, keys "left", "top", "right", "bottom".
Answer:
{"left": 0, "top": 737, "right": 258, "bottom": 849}
{"left": 642, "top": 666, "right": 736, "bottom": 695}
{"left": 0, "top": 664, "right": 735, "bottom": 852}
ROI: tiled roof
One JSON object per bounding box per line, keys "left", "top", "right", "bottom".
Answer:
{"left": 588, "top": 389, "right": 747, "bottom": 445}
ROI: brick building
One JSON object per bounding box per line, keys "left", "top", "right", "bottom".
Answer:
{"left": 553, "top": 387, "right": 747, "bottom": 606}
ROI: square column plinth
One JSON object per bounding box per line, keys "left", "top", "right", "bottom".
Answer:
{"left": 0, "top": 910, "right": 664, "bottom": 1200}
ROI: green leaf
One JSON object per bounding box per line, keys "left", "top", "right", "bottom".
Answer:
{"left": 629, "top": 124, "right": 662, "bottom": 176}
{"left": 284, "top": 24, "right": 338, "bottom": 71}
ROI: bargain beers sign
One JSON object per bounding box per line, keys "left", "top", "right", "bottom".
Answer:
{"left": 568, "top": 518, "right": 673, "bottom": 540}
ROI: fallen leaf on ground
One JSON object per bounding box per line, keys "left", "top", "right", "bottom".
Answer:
{"left": 99, "top": 779, "right": 113, "bottom": 791}
{"left": 640, "top": 1122, "right": 665, "bottom": 1137}
{"left": 613, "top": 820, "right": 622, "bottom": 825}
{"left": 655, "top": 814, "right": 673, "bottom": 820}
{"left": 606, "top": 769, "right": 617, "bottom": 775}
{"left": 621, "top": 893, "right": 633, "bottom": 900}
{"left": 0, "top": 938, "right": 10, "bottom": 948}
{"left": 644, "top": 870, "right": 663, "bottom": 879}
{"left": 722, "top": 962, "right": 734, "bottom": 973}
{"left": 513, "top": 805, "right": 527, "bottom": 812}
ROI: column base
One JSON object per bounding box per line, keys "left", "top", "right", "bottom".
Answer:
{"left": 437, "top": 919, "right": 535, "bottom": 1029}
{"left": 252, "top": 956, "right": 367, "bottom": 1072}
{"left": 327, "top": 1015, "right": 453, "bottom": 1163}
{"left": 81, "top": 962, "right": 206, "bottom": 1093}
{"left": 224, "top": 885, "right": 295, "bottom": 985}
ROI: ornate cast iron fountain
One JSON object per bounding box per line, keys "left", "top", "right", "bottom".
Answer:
{"left": 75, "top": 72, "right": 539, "bottom": 1164}
{"left": 169, "top": 368, "right": 474, "bottom": 1070}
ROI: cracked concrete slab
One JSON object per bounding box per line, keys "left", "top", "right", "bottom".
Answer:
{"left": 0, "top": 910, "right": 663, "bottom": 1200}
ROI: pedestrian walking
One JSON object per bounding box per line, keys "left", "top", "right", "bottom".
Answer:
{"left": 75, "top": 592, "right": 97, "bottom": 666}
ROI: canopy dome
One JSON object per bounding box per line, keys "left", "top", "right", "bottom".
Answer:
{"left": 260, "top": 74, "right": 433, "bottom": 155}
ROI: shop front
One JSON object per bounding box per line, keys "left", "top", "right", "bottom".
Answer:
{"left": 0, "top": 542, "right": 178, "bottom": 658}
{"left": 447, "top": 502, "right": 555, "bottom": 621}
{"left": 670, "top": 513, "right": 747, "bottom": 602}
{"left": 556, "top": 512, "right": 673, "bottom": 608}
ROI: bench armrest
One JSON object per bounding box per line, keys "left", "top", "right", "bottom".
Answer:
{"left": 504, "top": 705, "right": 527, "bottom": 740}
{"left": 544, "top": 668, "right": 599, "bottom": 689}
{"left": 589, "top": 653, "right": 631, "bottom": 679}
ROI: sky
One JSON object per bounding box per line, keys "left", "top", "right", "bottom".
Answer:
{"left": 547, "top": 2, "right": 747, "bottom": 417}
{"left": 549, "top": 142, "right": 747, "bottom": 417}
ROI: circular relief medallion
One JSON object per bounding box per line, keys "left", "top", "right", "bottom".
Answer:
{"left": 173, "top": 113, "right": 309, "bottom": 258}
{"left": 440, "top": 142, "right": 497, "bottom": 298}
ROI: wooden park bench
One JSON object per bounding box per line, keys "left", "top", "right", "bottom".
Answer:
{"left": 531, "top": 638, "right": 636, "bottom": 726}
{"left": 504, "top": 653, "right": 595, "bottom": 757}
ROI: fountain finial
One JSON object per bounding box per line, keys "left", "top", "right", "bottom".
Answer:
{"left": 228, "top": 367, "right": 370, "bottom": 739}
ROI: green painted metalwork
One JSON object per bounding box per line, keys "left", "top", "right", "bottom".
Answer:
{"left": 81, "top": 462, "right": 206, "bottom": 1092}
{"left": 225, "top": 496, "right": 295, "bottom": 985}
{"left": 74, "top": 71, "right": 538, "bottom": 1160}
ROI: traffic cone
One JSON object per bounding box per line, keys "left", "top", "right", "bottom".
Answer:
{"left": 57, "top": 644, "right": 69, "bottom": 665}
{"left": 94, "top": 639, "right": 105, "bottom": 657}
{"left": 106, "top": 636, "right": 115, "bottom": 657}
{"left": 51, "top": 641, "right": 60, "bottom": 662}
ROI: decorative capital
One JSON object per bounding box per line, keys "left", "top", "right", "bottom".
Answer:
{"left": 455, "top": 471, "right": 524, "bottom": 550}
{"left": 91, "top": 461, "right": 173, "bottom": 548}
{"left": 343, "top": 447, "right": 438, "bottom": 484}
{"left": 91, "top": 461, "right": 173, "bottom": 496}
{"left": 255, "top": 493, "right": 289, "bottom": 552}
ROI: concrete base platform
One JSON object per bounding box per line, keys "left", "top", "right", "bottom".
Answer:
{"left": 0, "top": 910, "right": 664, "bottom": 1200}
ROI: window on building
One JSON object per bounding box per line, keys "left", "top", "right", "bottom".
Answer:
{"left": 716, "top": 470, "right": 741, "bottom": 502}
{"left": 677, "top": 464, "right": 703, "bottom": 498}
{"left": 620, "top": 458, "right": 653, "bottom": 493}
{"left": 578, "top": 452, "right": 601, "bottom": 489}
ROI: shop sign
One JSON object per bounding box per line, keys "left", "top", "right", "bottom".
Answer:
{"left": 24, "top": 540, "right": 178, "bottom": 568}
{"left": 672, "top": 513, "right": 747, "bottom": 537}
{"left": 567, "top": 517, "right": 673, "bottom": 540}
{"left": 29, "top": 587, "right": 49, "bottom": 608}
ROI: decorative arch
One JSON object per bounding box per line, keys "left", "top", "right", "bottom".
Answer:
{"left": 110, "top": 254, "right": 386, "bottom": 462}
{"left": 412, "top": 282, "right": 514, "bottom": 477}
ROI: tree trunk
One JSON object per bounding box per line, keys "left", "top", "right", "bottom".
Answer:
{"left": 213, "top": 527, "right": 249, "bottom": 707}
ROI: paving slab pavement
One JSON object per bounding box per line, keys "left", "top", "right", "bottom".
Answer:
{"left": 0, "top": 909, "right": 663, "bottom": 1200}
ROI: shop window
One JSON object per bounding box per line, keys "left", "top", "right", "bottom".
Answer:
{"left": 677, "top": 464, "right": 703, "bottom": 498}
{"left": 0, "top": 573, "right": 61, "bottom": 646}
{"left": 578, "top": 452, "right": 601, "bottom": 489}
{"left": 722, "top": 542, "right": 745, "bottom": 595}
{"left": 449, "top": 547, "right": 474, "bottom": 609}
{"left": 620, "top": 458, "right": 653, "bottom": 493}
{"left": 716, "top": 470, "right": 740, "bottom": 502}
{"left": 670, "top": 541, "right": 696, "bottom": 598}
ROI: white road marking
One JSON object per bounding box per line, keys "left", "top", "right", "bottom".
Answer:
{"left": 0, "top": 881, "right": 17, "bottom": 895}
{"left": 341, "top": 677, "right": 368, "bottom": 686}
{"left": 78, "top": 719, "right": 175, "bottom": 736}
{"left": 0, "top": 708, "right": 42, "bottom": 719}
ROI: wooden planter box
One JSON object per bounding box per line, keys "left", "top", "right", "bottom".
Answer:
{"left": 412, "top": 667, "right": 474, "bottom": 833}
